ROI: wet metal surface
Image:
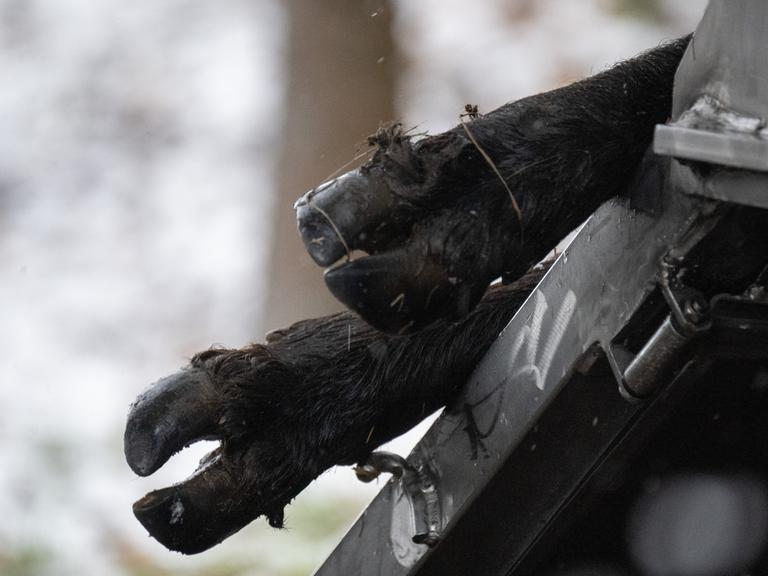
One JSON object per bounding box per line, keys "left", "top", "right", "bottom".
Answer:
{"left": 655, "top": 95, "right": 768, "bottom": 172}
{"left": 314, "top": 160, "right": 714, "bottom": 575}
{"left": 672, "top": 0, "right": 768, "bottom": 122}
{"left": 315, "top": 2, "right": 768, "bottom": 573}
{"left": 654, "top": 123, "right": 768, "bottom": 172}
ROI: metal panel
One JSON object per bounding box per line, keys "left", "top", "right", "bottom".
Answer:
{"left": 672, "top": 0, "right": 768, "bottom": 121}
{"left": 314, "top": 163, "right": 716, "bottom": 576}
{"left": 654, "top": 124, "right": 768, "bottom": 172}
{"left": 315, "top": 1, "right": 768, "bottom": 574}
{"left": 667, "top": 161, "right": 768, "bottom": 209}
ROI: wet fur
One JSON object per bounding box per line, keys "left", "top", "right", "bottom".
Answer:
{"left": 127, "top": 37, "right": 691, "bottom": 552}
{"left": 190, "top": 268, "right": 545, "bottom": 522}
{"left": 304, "top": 36, "right": 691, "bottom": 332}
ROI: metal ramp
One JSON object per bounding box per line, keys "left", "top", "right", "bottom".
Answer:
{"left": 315, "top": 2, "right": 768, "bottom": 574}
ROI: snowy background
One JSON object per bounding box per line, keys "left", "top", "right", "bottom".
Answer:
{"left": 0, "top": 1, "right": 706, "bottom": 574}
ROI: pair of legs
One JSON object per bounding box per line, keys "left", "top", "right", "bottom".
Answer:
{"left": 124, "top": 36, "right": 690, "bottom": 553}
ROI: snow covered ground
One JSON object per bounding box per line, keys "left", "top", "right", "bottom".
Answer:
{"left": 0, "top": 1, "right": 706, "bottom": 574}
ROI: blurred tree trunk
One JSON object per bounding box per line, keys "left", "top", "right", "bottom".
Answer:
{"left": 262, "top": 0, "right": 396, "bottom": 331}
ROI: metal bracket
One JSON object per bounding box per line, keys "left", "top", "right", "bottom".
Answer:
{"left": 607, "top": 244, "right": 718, "bottom": 400}
{"left": 355, "top": 451, "right": 443, "bottom": 548}
{"left": 654, "top": 92, "right": 768, "bottom": 210}
{"left": 654, "top": 96, "right": 768, "bottom": 172}
{"left": 659, "top": 254, "right": 712, "bottom": 336}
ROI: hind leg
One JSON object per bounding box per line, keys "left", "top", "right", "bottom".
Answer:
{"left": 296, "top": 37, "right": 689, "bottom": 333}
{"left": 124, "top": 267, "right": 544, "bottom": 553}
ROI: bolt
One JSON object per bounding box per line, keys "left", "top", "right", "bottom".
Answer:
{"left": 684, "top": 296, "right": 708, "bottom": 323}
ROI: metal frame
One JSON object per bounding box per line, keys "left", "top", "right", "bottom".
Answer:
{"left": 315, "top": 2, "right": 768, "bottom": 574}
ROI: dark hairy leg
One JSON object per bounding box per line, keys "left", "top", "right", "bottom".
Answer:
{"left": 296, "top": 36, "right": 690, "bottom": 333}
{"left": 125, "top": 36, "right": 693, "bottom": 554}
{"left": 124, "top": 267, "right": 545, "bottom": 554}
